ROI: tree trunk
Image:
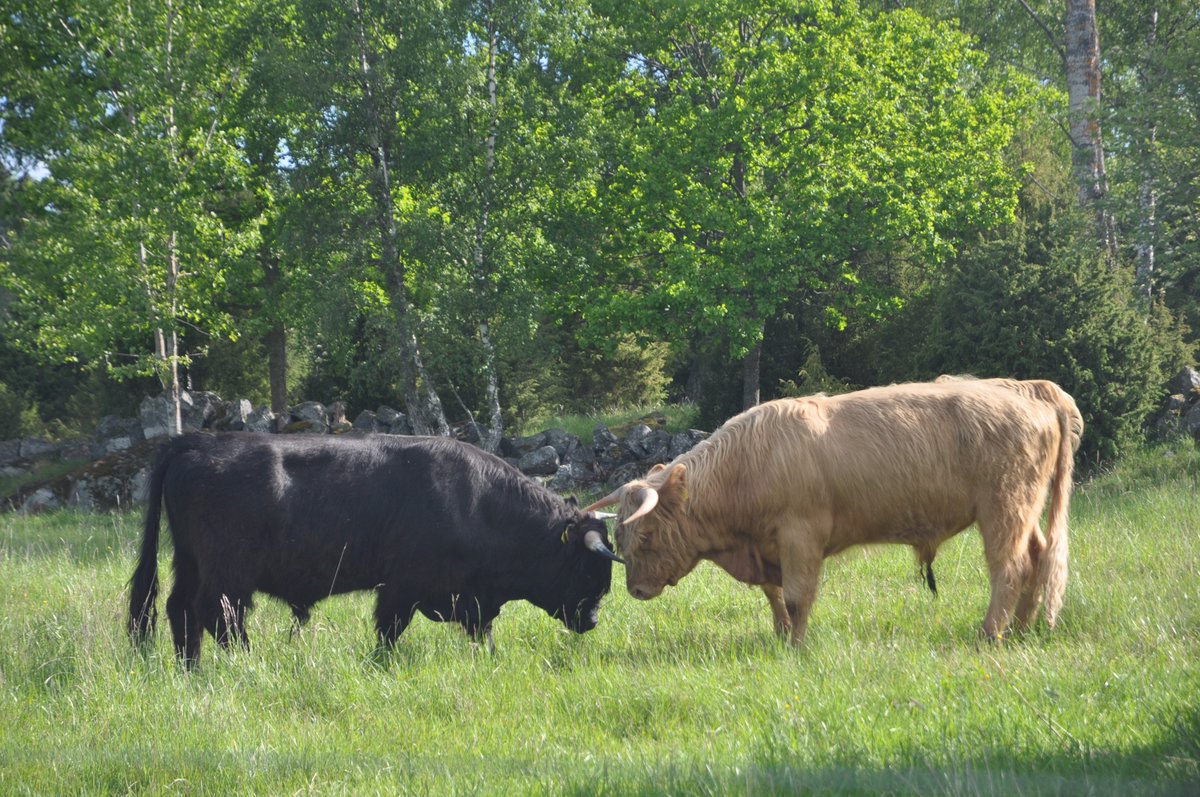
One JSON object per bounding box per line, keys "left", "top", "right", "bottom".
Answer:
{"left": 1135, "top": 6, "right": 1159, "bottom": 304}
{"left": 741, "top": 337, "right": 762, "bottom": 410}
{"left": 472, "top": 7, "right": 504, "bottom": 452}
{"left": 260, "top": 243, "right": 289, "bottom": 427}
{"left": 352, "top": 0, "right": 449, "bottom": 436}
{"left": 162, "top": 232, "right": 183, "bottom": 437}
{"left": 1065, "top": 0, "right": 1117, "bottom": 259}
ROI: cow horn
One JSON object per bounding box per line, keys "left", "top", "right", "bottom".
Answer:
{"left": 592, "top": 511, "right": 617, "bottom": 521}
{"left": 583, "top": 488, "right": 622, "bottom": 514}
{"left": 623, "top": 487, "right": 659, "bottom": 525}
{"left": 583, "top": 529, "right": 625, "bottom": 564}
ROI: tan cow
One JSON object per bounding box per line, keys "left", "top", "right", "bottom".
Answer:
{"left": 935, "top": 375, "right": 1084, "bottom": 453}
{"left": 587, "top": 380, "right": 1076, "bottom": 644}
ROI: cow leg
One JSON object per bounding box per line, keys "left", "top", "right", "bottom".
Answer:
{"left": 1013, "top": 525, "right": 1047, "bottom": 632}
{"left": 167, "top": 554, "right": 202, "bottom": 666}
{"left": 778, "top": 520, "right": 827, "bottom": 646}
{"left": 374, "top": 590, "right": 415, "bottom": 648}
{"left": 761, "top": 584, "right": 792, "bottom": 637}
{"left": 198, "top": 589, "right": 252, "bottom": 652}
{"left": 463, "top": 619, "right": 497, "bottom": 654}
{"left": 979, "top": 516, "right": 1035, "bottom": 642}
{"left": 460, "top": 601, "right": 499, "bottom": 653}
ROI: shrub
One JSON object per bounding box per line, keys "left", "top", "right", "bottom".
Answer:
{"left": 918, "top": 211, "right": 1192, "bottom": 466}
{"left": 0, "top": 381, "right": 25, "bottom": 439}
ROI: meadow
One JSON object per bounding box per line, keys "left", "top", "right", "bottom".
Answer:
{"left": 0, "top": 444, "right": 1196, "bottom": 796}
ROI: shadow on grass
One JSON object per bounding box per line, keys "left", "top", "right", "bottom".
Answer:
{"left": 559, "top": 707, "right": 1200, "bottom": 796}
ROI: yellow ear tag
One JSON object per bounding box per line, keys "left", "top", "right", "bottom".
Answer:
{"left": 561, "top": 523, "right": 573, "bottom": 544}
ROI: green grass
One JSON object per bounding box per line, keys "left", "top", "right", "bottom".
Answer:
{"left": 516, "top": 403, "right": 701, "bottom": 440}
{"left": 1, "top": 443, "right": 1197, "bottom": 795}
{"left": 0, "top": 458, "right": 86, "bottom": 503}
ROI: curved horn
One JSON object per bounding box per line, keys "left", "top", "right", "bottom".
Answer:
{"left": 583, "top": 529, "right": 625, "bottom": 564}
{"left": 583, "top": 488, "right": 622, "bottom": 514}
{"left": 623, "top": 487, "right": 659, "bottom": 526}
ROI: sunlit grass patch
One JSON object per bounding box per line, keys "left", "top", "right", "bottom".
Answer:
{"left": 0, "top": 443, "right": 1196, "bottom": 795}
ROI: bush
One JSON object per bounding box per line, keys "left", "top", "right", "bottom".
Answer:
{"left": 918, "top": 211, "right": 1192, "bottom": 466}
{"left": 502, "top": 320, "right": 673, "bottom": 434}
{"left": 0, "top": 381, "right": 25, "bottom": 439}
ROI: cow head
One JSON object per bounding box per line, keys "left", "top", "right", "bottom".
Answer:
{"left": 548, "top": 505, "right": 619, "bottom": 633}
{"left": 585, "top": 463, "right": 698, "bottom": 601}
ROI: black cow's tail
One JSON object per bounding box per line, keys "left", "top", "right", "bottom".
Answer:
{"left": 129, "top": 445, "right": 169, "bottom": 644}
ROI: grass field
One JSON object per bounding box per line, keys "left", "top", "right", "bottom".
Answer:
{"left": 1, "top": 444, "right": 1197, "bottom": 796}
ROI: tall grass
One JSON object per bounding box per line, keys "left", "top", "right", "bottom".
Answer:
{"left": 0, "top": 443, "right": 1196, "bottom": 795}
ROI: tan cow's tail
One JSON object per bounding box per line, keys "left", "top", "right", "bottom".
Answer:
{"left": 1039, "top": 404, "right": 1076, "bottom": 628}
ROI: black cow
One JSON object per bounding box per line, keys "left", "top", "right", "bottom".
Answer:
{"left": 128, "top": 432, "right": 621, "bottom": 665}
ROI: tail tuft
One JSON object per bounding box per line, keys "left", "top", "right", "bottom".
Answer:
{"left": 129, "top": 445, "right": 168, "bottom": 643}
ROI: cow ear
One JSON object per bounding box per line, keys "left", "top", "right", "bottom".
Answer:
{"left": 648, "top": 463, "right": 667, "bottom": 475}
{"left": 661, "top": 463, "right": 688, "bottom": 507}
{"left": 564, "top": 496, "right": 579, "bottom": 509}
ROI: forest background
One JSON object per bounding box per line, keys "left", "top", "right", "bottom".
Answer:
{"left": 1, "top": 0, "right": 1197, "bottom": 468}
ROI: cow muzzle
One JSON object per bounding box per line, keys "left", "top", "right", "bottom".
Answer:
{"left": 628, "top": 582, "right": 664, "bottom": 601}
{"left": 563, "top": 603, "right": 600, "bottom": 633}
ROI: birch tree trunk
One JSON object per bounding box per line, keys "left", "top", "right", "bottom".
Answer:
{"left": 352, "top": 0, "right": 449, "bottom": 436}
{"left": 162, "top": 1, "right": 182, "bottom": 436}
{"left": 263, "top": 252, "right": 290, "bottom": 426}
{"left": 471, "top": 4, "right": 504, "bottom": 452}
{"left": 165, "top": 231, "right": 183, "bottom": 436}
{"left": 1065, "top": 0, "right": 1117, "bottom": 259}
{"left": 1135, "top": 6, "right": 1159, "bottom": 304}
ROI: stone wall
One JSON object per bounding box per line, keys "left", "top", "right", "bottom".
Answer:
{"left": 4, "top": 366, "right": 1198, "bottom": 515}
{"left": 1, "top": 391, "right": 708, "bottom": 514}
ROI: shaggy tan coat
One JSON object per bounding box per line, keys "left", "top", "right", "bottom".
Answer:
{"left": 589, "top": 380, "right": 1077, "bottom": 644}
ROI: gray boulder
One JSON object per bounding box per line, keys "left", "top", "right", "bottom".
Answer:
{"left": 353, "top": 410, "right": 383, "bottom": 433}
{"left": 286, "top": 401, "right": 328, "bottom": 434}
{"left": 510, "top": 432, "right": 548, "bottom": 457}
{"left": 0, "top": 440, "right": 20, "bottom": 466}
{"left": 518, "top": 445, "right": 559, "bottom": 476}
{"left": 185, "top": 391, "right": 224, "bottom": 430}
{"left": 21, "top": 487, "right": 60, "bottom": 515}
{"left": 139, "top": 394, "right": 174, "bottom": 439}
{"left": 542, "top": 428, "right": 580, "bottom": 458}
{"left": 1184, "top": 403, "right": 1200, "bottom": 438}
{"left": 1172, "top": 366, "right": 1200, "bottom": 395}
{"left": 93, "top": 415, "right": 143, "bottom": 458}
{"left": 377, "top": 406, "right": 412, "bottom": 435}
{"left": 550, "top": 461, "right": 597, "bottom": 492}
{"left": 244, "top": 407, "right": 276, "bottom": 433}
{"left": 225, "top": 399, "right": 255, "bottom": 431}
{"left": 605, "top": 460, "right": 647, "bottom": 489}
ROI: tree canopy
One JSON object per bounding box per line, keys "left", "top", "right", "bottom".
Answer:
{"left": 2, "top": 0, "right": 1194, "bottom": 461}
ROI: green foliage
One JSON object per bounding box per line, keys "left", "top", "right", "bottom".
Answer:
{"left": 918, "top": 208, "right": 1192, "bottom": 466}
{"left": 503, "top": 324, "right": 674, "bottom": 434}
{"left": 584, "top": 0, "right": 1028, "bottom": 375}
{"left": 1, "top": 0, "right": 263, "bottom": 387}
{"left": 516, "top": 402, "right": 699, "bottom": 441}
{"left": 0, "top": 453, "right": 1197, "bottom": 793}
{"left": 775, "top": 344, "right": 853, "bottom": 399}
{"left": 0, "top": 383, "right": 27, "bottom": 439}
{"left": 1, "top": 0, "right": 1195, "bottom": 457}
{"left": 1101, "top": 0, "right": 1200, "bottom": 334}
